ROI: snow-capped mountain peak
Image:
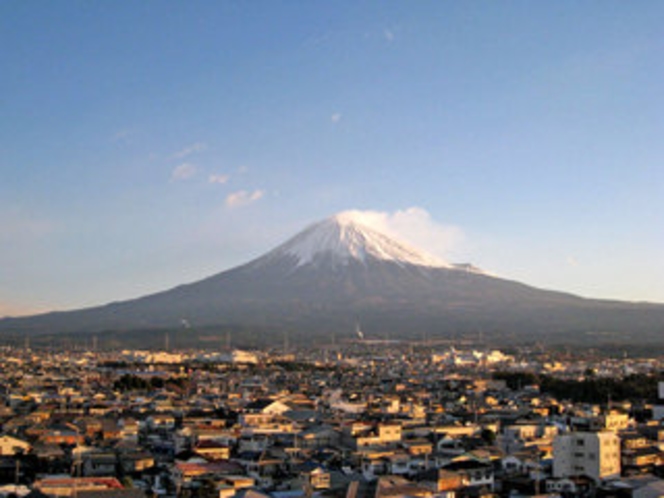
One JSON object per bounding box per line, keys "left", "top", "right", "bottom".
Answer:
{"left": 265, "top": 211, "right": 452, "bottom": 268}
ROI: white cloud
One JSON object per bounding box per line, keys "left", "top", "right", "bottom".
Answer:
{"left": 225, "top": 189, "right": 265, "bottom": 208}
{"left": 171, "top": 163, "right": 197, "bottom": 181}
{"left": 331, "top": 113, "right": 342, "bottom": 123}
{"left": 208, "top": 173, "right": 230, "bottom": 185}
{"left": 111, "top": 128, "right": 134, "bottom": 143}
{"left": 337, "top": 207, "right": 464, "bottom": 262}
{"left": 172, "top": 142, "right": 207, "bottom": 159}
{"left": 384, "top": 29, "right": 395, "bottom": 42}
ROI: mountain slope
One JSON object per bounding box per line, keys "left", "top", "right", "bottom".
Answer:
{"left": 262, "top": 211, "right": 450, "bottom": 268}
{"left": 1, "top": 212, "right": 663, "bottom": 343}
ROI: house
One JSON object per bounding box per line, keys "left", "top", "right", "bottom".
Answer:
{"left": 622, "top": 446, "right": 664, "bottom": 475}
{"left": 243, "top": 399, "right": 292, "bottom": 417}
{"left": 352, "top": 423, "right": 402, "bottom": 450}
{"left": 297, "top": 424, "right": 340, "bottom": 449}
{"left": 417, "top": 469, "right": 464, "bottom": 498}
{"left": 441, "top": 459, "right": 495, "bottom": 493}
{"left": 146, "top": 414, "right": 175, "bottom": 432}
{"left": 502, "top": 422, "right": 558, "bottom": 452}
{"left": 374, "top": 475, "right": 433, "bottom": 498}
{"left": 76, "top": 490, "right": 147, "bottom": 498}
{"left": 81, "top": 452, "right": 118, "bottom": 477}
{"left": 101, "top": 420, "right": 122, "bottom": 441}
{"left": 598, "top": 475, "right": 664, "bottom": 498}
{"left": 172, "top": 460, "right": 244, "bottom": 492}
{"left": 402, "top": 439, "right": 433, "bottom": 457}
{"left": 193, "top": 440, "right": 231, "bottom": 461}
{"left": 117, "top": 451, "right": 154, "bottom": 475}
{"left": 216, "top": 476, "right": 256, "bottom": 498}
{"left": 0, "top": 435, "right": 31, "bottom": 456}
{"left": 299, "top": 465, "right": 330, "bottom": 490}
{"left": 74, "top": 417, "right": 103, "bottom": 439}
{"left": 32, "top": 442, "right": 68, "bottom": 475}
{"left": 232, "top": 451, "right": 283, "bottom": 487}
{"left": 601, "top": 410, "right": 632, "bottom": 432}
{"left": 118, "top": 418, "right": 139, "bottom": 442}
{"left": 500, "top": 446, "right": 547, "bottom": 477}
{"left": 33, "top": 477, "right": 124, "bottom": 497}
{"left": 545, "top": 475, "right": 595, "bottom": 496}
{"left": 632, "top": 478, "right": 664, "bottom": 498}
{"left": 501, "top": 454, "right": 528, "bottom": 476}
{"left": 38, "top": 423, "right": 85, "bottom": 445}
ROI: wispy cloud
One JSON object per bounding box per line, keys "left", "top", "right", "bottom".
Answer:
{"left": 171, "top": 163, "right": 197, "bottom": 181}
{"left": 172, "top": 142, "right": 207, "bottom": 159}
{"left": 225, "top": 189, "right": 265, "bottom": 208}
{"left": 302, "top": 31, "right": 333, "bottom": 49}
{"left": 111, "top": 128, "right": 135, "bottom": 144}
{"left": 331, "top": 113, "right": 342, "bottom": 124}
{"left": 209, "top": 173, "right": 230, "bottom": 185}
{"left": 383, "top": 28, "right": 395, "bottom": 42}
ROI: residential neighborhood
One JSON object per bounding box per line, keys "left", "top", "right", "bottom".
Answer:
{"left": 0, "top": 343, "right": 663, "bottom": 498}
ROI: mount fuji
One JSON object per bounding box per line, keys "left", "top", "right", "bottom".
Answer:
{"left": 2, "top": 212, "right": 663, "bottom": 346}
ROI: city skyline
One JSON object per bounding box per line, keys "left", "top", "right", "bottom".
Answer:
{"left": 2, "top": 2, "right": 663, "bottom": 316}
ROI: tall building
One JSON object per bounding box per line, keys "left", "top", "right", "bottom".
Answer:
{"left": 652, "top": 381, "right": 664, "bottom": 421}
{"left": 553, "top": 431, "right": 621, "bottom": 482}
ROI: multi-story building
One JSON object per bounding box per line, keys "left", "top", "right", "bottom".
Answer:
{"left": 553, "top": 431, "right": 621, "bottom": 482}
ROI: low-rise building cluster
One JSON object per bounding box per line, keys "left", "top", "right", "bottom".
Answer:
{"left": 0, "top": 344, "right": 663, "bottom": 498}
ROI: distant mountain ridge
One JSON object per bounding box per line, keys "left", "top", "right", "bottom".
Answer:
{"left": 1, "top": 212, "right": 663, "bottom": 345}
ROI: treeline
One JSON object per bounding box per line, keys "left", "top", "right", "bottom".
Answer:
{"left": 113, "top": 373, "right": 188, "bottom": 392}
{"left": 493, "top": 371, "right": 660, "bottom": 404}
{"left": 272, "top": 361, "right": 337, "bottom": 372}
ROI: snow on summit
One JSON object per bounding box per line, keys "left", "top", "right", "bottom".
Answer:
{"left": 268, "top": 211, "right": 452, "bottom": 268}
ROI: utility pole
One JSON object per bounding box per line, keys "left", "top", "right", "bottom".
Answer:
{"left": 14, "top": 448, "right": 21, "bottom": 491}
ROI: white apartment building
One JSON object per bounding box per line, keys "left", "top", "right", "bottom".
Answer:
{"left": 652, "top": 382, "right": 664, "bottom": 421}
{"left": 553, "top": 431, "right": 621, "bottom": 482}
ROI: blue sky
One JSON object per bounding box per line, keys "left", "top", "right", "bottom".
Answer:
{"left": 1, "top": 1, "right": 663, "bottom": 316}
